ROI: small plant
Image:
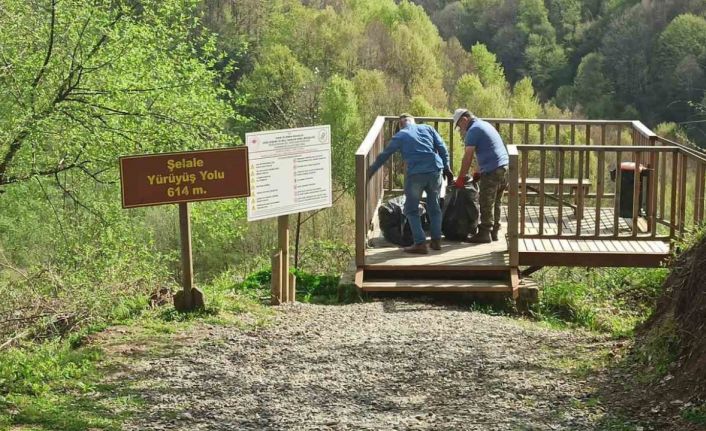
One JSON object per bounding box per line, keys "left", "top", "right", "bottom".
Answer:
{"left": 469, "top": 296, "right": 517, "bottom": 316}
{"left": 633, "top": 317, "right": 680, "bottom": 382}
{"left": 292, "top": 268, "right": 341, "bottom": 304}
{"left": 682, "top": 403, "right": 706, "bottom": 426}
{"left": 233, "top": 267, "right": 358, "bottom": 304}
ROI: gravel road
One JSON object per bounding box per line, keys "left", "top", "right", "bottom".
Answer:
{"left": 121, "top": 300, "right": 640, "bottom": 431}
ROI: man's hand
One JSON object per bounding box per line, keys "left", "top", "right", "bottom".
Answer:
{"left": 443, "top": 168, "right": 454, "bottom": 184}
{"left": 454, "top": 175, "right": 465, "bottom": 189}
{"left": 472, "top": 171, "right": 481, "bottom": 182}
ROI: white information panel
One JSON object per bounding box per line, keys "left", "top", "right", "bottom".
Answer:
{"left": 246, "top": 125, "right": 332, "bottom": 221}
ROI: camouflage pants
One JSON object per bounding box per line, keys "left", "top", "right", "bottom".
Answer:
{"left": 479, "top": 166, "right": 508, "bottom": 231}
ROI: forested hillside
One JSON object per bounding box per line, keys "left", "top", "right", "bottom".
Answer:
{"left": 0, "top": 0, "right": 560, "bottom": 344}
{"left": 1, "top": 0, "right": 705, "bottom": 352}
{"left": 413, "top": 0, "right": 706, "bottom": 144}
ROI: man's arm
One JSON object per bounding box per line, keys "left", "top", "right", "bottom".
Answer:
{"left": 430, "top": 127, "right": 450, "bottom": 170}
{"left": 457, "top": 146, "right": 475, "bottom": 182}
{"left": 456, "top": 127, "right": 479, "bottom": 185}
{"left": 368, "top": 137, "right": 400, "bottom": 179}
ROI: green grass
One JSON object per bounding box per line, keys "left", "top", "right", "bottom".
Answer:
{"left": 0, "top": 266, "right": 347, "bottom": 430}
{"left": 468, "top": 296, "right": 518, "bottom": 316}
{"left": 530, "top": 267, "right": 668, "bottom": 337}
{"left": 232, "top": 267, "right": 361, "bottom": 305}
{"left": 682, "top": 403, "right": 706, "bottom": 426}
{"left": 551, "top": 346, "right": 615, "bottom": 378}
{"left": 0, "top": 272, "right": 273, "bottom": 431}
{"left": 0, "top": 341, "right": 132, "bottom": 431}
{"left": 592, "top": 416, "right": 649, "bottom": 431}
{"left": 0, "top": 264, "right": 357, "bottom": 430}
{"left": 632, "top": 316, "right": 680, "bottom": 383}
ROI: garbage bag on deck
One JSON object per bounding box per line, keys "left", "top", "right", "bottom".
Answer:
{"left": 378, "top": 196, "right": 427, "bottom": 246}
{"left": 442, "top": 178, "right": 480, "bottom": 241}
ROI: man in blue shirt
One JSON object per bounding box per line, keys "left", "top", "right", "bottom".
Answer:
{"left": 368, "top": 114, "right": 454, "bottom": 254}
{"left": 452, "top": 108, "right": 509, "bottom": 243}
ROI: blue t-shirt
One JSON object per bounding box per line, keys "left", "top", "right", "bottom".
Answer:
{"left": 464, "top": 118, "right": 509, "bottom": 173}
{"left": 369, "top": 124, "right": 450, "bottom": 176}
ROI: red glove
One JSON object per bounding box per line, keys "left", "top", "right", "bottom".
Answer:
{"left": 472, "top": 171, "right": 481, "bottom": 182}
{"left": 454, "top": 176, "right": 465, "bottom": 189}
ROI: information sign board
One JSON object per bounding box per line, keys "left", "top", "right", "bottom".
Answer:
{"left": 246, "top": 126, "right": 332, "bottom": 221}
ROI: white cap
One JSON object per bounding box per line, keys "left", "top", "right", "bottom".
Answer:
{"left": 452, "top": 108, "right": 469, "bottom": 128}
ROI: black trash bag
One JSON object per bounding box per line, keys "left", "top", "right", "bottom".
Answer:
{"left": 378, "top": 196, "right": 427, "bottom": 246}
{"left": 442, "top": 177, "right": 480, "bottom": 241}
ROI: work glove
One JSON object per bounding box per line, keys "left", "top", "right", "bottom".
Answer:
{"left": 454, "top": 175, "right": 465, "bottom": 189}
{"left": 472, "top": 171, "right": 481, "bottom": 182}
{"left": 443, "top": 167, "right": 454, "bottom": 184}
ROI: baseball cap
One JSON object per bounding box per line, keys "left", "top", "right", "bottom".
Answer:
{"left": 452, "top": 108, "right": 469, "bottom": 128}
{"left": 398, "top": 113, "right": 413, "bottom": 119}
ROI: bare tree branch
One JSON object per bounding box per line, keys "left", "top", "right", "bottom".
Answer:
{"left": 298, "top": 187, "right": 351, "bottom": 225}
{"left": 35, "top": 175, "right": 67, "bottom": 243}
{"left": 31, "top": 0, "right": 57, "bottom": 90}
{"left": 0, "top": 7, "right": 128, "bottom": 187}
{"left": 53, "top": 171, "right": 106, "bottom": 222}
{"left": 71, "top": 82, "right": 193, "bottom": 96}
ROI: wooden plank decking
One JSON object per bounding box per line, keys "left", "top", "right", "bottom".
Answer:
{"left": 366, "top": 233, "right": 509, "bottom": 269}
{"left": 519, "top": 237, "right": 669, "bottom": 267}
{"left": 522, "top": 206, "right": 643, "bottom": 236}
{"left": 365, "top": 205, "right": 669, "bottom": 270}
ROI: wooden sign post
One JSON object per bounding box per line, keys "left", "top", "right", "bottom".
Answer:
{"left": 119, "top": 148, "right": 250, "bottom": 312}
{"left": 277, "top": 215, "right": 290, "bottom": 304}
{"left": 174, "top": 202, "right": 204, "bottom": 311}
{"left": 246, "top": 126, "right": 332, "bottom": 305}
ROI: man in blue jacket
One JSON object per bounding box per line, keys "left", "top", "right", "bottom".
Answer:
{"left": 368, "top": 114, "right": 454, "bottom": 254}
{"left": 452, "top": 108, "right": 508, "bottom": 243}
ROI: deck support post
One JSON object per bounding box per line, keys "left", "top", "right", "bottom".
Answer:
{"left": 507, "top": 146, "right": 520, "bottom": 268}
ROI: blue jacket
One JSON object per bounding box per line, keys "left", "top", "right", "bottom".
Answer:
{"left": 369, "top": 124, "right": 450, "bottom": 176}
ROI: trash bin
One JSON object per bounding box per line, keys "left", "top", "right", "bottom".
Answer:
{"left": 610, "top": 162, "right": 649, "bottom": 218}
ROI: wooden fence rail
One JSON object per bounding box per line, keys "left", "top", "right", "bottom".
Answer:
{"left": 516, "top": 145, "right": 679, "bottom": 241}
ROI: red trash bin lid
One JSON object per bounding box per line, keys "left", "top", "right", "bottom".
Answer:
{"left": 620, "top": 162, "right": 646, "bottom": 172}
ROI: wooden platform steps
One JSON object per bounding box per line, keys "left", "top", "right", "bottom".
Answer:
{"left": 362, "top": 279, "right": 512, "bottom": 293}
{"left": 357, "top": 266, "right": 519, "bottom": 297}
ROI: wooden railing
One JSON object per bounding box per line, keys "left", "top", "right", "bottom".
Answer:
{"left": 355, "top": 117, "right": 387, "bottom": 266}
{"left": 516, "top": 144, "right": 679, "bottom": 240}
{"left": 355, "top": 116, "right": 706, "bottom": 267}
{"left": 654, "top": 136, "right": 706, "bottom": 236}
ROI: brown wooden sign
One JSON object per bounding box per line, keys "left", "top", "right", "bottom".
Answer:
{"left": 119, "top": 148, "right": 250, "bottom": 208}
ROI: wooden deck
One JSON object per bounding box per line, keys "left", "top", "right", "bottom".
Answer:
{"left": 364, "top": 205, "right": 670, "bottom": 274}
{"left": 522, "top": 206, "right": 644, "bottom": 236}
{"left": 351, "top": 116, "right": 700, "bottom": 300}
{"left": 367, "top": 225, "right": 509, "bottom": 270}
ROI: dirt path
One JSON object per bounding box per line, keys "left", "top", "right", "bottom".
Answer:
{"left": 119, "top": 300, "right": 648, "bottom": 431}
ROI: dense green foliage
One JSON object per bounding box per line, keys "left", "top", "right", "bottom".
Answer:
{"left": 1, "top": 0, "right": 556, "bottom": 347}
{"left": 0, "top": 0, "right": 242, "bottom": 345}
{"left": 533, "top": 267, "right": 668, "bottom": 337}
{"left": 416, "top": 0, "right": 706, "bottom": 144}
{"left": 1, "top": 0, "right": 698, "bottom": 344}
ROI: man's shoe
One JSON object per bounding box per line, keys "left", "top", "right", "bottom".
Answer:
{"left": 403, "top": 243, "right": 429, "bottom": 254}
{"left": 430, "top": 239, "right": 442, "bottom": 250}
{"left": 467, "top": 229, "right": 492, "bottom": 244}
{"left": 491, "top": 227, "right": 500, "bottom": 241}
